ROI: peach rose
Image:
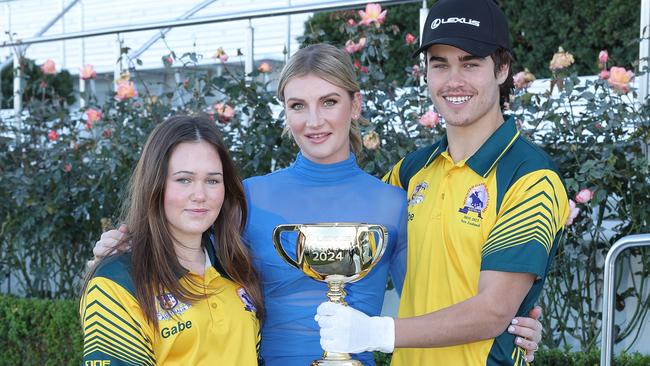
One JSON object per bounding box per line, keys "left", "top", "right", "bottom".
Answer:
{"left": 363, "top": 131, "right": 381, "bottom": 150}
{"left": 41, "top": 59, "right": 56, "bottom": 75}
{"left": 358, "top": 3, "right": 386, "bottom": 26}
{"left": 607, "top": 66, "right": 634, "bottom": 93}
{"left": 549, "top": 47, "right": 574, "bottom": 71}
{"left": 115, "top": 80, "right": 137, "bottom": 101}
{"left": 80, "top": 64, "right": 96, "bottom": 80}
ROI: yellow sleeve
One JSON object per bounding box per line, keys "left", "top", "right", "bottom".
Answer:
{"left": 80, "top": 277, "right": 156, "bottom": 366}
{"left": 481, "top": 170, "right": 569, "bottom": 276}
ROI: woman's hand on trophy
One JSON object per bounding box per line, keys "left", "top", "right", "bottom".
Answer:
{"left": 315, "top": 302, "right": 394, "bottom": 354}
{"left": 508, "top": 305, "right": 543, "bottom": 362}
{"left": 86, "top": 224, "right": 129, "bottom": 268}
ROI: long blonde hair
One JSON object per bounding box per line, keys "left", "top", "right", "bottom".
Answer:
{"left": 277, "top": 43, "right": 366, "bottom": 157}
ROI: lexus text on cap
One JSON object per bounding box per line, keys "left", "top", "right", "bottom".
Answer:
{"left": 414, "top": 0, "right": 510, "bottom": 58}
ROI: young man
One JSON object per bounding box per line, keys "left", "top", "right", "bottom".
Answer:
{"left": 316, "top": 0, "right": 569, "bottom": 365}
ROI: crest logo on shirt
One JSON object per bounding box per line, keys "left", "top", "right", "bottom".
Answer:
{"left": 237, "top": 287, "right": 257, "bottom": 314}
{"left": 408, "top": 182, "right": 429, "bottom": 206}
{"left": 157, "top": 293, "right": 178, "bottom": 310}
{"left": 156, "top": 293, "right": 191, "bottom": 321}
{"left": 458, "top": 183, "right": 489, "bottom": 219}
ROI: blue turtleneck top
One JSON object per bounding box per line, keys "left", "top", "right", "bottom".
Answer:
{"left": 243, "top": 153, "right": 408, "bottom": 366}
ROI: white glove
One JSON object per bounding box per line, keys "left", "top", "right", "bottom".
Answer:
{"left": 315, "top": 302, "right": 395, "bottom": 354}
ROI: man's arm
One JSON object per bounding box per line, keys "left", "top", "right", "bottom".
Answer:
{"left": 394, "top": 270, "right": 535, "bottom": 348}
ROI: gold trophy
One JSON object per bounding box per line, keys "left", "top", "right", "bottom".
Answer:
{"left": 272, "top": 223, "right": 388, "bottom": 366}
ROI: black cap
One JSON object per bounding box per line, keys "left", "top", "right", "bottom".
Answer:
{"left": 414, "top": 0, "right": 510, "bottom": 58}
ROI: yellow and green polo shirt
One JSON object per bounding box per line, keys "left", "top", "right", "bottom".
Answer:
{"left": 384, "top": 117, "right": 569, "bottom": 366}
{"left": 80, "top": 241, "right": 261, "bottom": 366}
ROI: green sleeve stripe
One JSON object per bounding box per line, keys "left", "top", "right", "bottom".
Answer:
{"left": 526, "top": 175, "right": 561, "bottom": 209}
{"left": 487, "top": 203, "right": 556, "bottom": 242}
{"left": 486, "top": 206, "right": 554, "bottom": 245}
{"left": 86, "top": 284, "right": 149, "bottom": 335}
{"left": 83, "top": 307, "right": 153, "bottom": 354}
{"left": 482, "top": 228, "right": 552, "bottom": 257}
{"left": 84, "top": 332, "right": 155, "bottom": 366}
{"left": 484, "top": 217, "right": 553, "bottom": 252}
{"left": 497, "top": 190, "right": 555, "bottom": 223}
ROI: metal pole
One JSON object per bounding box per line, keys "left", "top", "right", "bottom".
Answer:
{"left": 639, "top": 0, "right": 649, "bottom": 104}
{"left": 600, "top": 234, "right": 650, "bottom": 366}
{"left": 13, "top": 50, "right": 22, "bottom": 121}
{"left": 1, "top": 0, "right": 420, "bottom": 47}
{"left": 79, "top": 0, "right": 86, "bottom": 108}
{"left": 419, "top": 0, "right": 428, "bottom": 86}
{"left": 286, "top": 0, "right": 292, "bottom": 59}
{"left": 245, "top": 19, "right": 254, "bottom": 77}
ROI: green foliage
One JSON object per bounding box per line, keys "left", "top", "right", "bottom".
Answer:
{"left": 1, "top": 58, "right": 75, "bottom": 109}
{"left": 375, "top": 349, "right": 650, "bottom": 365}
{"left": 0, "top": 295, "right": 82, "bottom": 366}
{"left": 2, "top": 294, "right": 649, "bottom": 366}
{"left": 301, "top": 1, "right": 640, "bottom": 79}
{"left": 503, "top": 0, "right": 640, "bottom": 78}
{"left": 0, "top": 3, "right": 648, "bottom": 356}
{"left": 510, "top": 67, "right": 650, "bottom": 350}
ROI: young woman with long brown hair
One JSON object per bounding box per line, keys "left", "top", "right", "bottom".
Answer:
{"left": 80, "top": 115, "right": 263, "bottom": 366}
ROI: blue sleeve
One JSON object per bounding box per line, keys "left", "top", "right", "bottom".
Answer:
{"left": 389, "top": 199, "right": 408, "bottom": 296}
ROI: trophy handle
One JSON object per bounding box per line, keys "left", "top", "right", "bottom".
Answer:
{"left": 272, "top": 224, "right": 300, "bottom": 269}
{"left": 366, "top": 225, "right": 388, "bottom": 264}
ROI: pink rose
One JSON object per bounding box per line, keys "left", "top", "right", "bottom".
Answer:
{"left": 513, "top": 69, "right": 536, "bottom": 89}
{"left": 48, "top": 130, "right": 59, "bottom": 141}
{"left": 363, "top": 131, "right": 381, "bottom": 150}
{"left": 405, "top": 33, "right": 417, "bottom": 45}
{"left": 607, "top": 66, "right": 634, "bottom": 93}
{"left": 85, "top": 108, "right": 103, "bottom": 129}
{"left": 599, "top": 70, "right": 610, "bottom": 80}
{"left": 575, "top": 188, "right": 594, "bottom": 204}
{"left": 214, "top": 102, "right": 235, "bottom": 123}
{"left": 80, "top": 64, "right": 96, "bottom": 80}
{"left": 549, "top": 47, "right": 574, "bottom": 71}
{"left": 41, "top": 59, "right": 56, "bottom": 75}
{"left": 64, "top": 163, "right": 72, "bottom": 172}
{"left": 358, "top": 3, "right": 386, "bottom": 26}
{"left": 213, "top": 47, "right": 228, "bottom": 63}
{"left": 418, "top": 110, "right": 439, "bottom": 128}
{"left": 347, "top": 19, "right": 356, "bottom": 26}
{"left": 599, "top": 50, "right": 608, "bottom": 64}
{"left": 258, "top": 62, "right": 272, "bottom": 73}
{"left": 162, "top": 55, "right": 174, "bottom": 66}
{"left": 344, "top": 38, "right": 366, "bottom": 54}
{"left": 115, "top": 81, "right": 137, "bottom": 101}
{"left": 566, "top": 199, "right": 580, "bottom": 226}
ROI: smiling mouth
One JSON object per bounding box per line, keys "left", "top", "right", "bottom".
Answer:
{"left": 306, "top": 132, "right": 331, "bottom": 140}
{"left": 444, "top": 96, "right": 472, "bottom": 104}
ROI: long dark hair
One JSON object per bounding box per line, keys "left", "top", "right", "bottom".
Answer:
{"left": 84, "top": 115, "right": 263, "bottom": 328}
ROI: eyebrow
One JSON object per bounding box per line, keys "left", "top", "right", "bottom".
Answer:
{"left": 172, "top": 171, "right": 223, "bottom": 176}
{"left": 286, "top": 92, "right": 342, "bottom": 103}
{"left": 428, "top": 55, "right": 485, "bottom": 63}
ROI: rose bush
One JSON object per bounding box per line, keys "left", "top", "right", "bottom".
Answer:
{"left": 0, "top": 2, "right": 647, "bottom": 356}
